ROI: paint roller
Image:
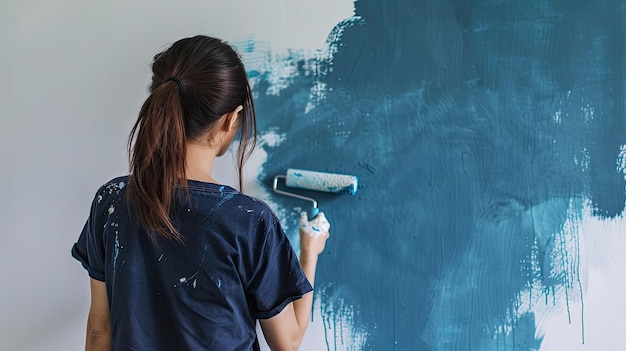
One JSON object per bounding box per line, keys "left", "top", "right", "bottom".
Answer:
{"left": 272, "top": 168, "right": 359, "bottom": 219}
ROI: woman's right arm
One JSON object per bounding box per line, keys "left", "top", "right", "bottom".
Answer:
{"left": 259, "top": 212, "right": 330, "bottom": 351}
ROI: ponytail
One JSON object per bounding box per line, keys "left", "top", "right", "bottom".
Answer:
{"left": 126, "top": 35, "right": 258, "bottom": 240}
{"left": 127, "top": 79, "right": 186, "bottom": 241}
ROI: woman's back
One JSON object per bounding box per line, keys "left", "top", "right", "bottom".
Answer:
{"left": 73, "top": 177, "right": 311, "bottom": 350}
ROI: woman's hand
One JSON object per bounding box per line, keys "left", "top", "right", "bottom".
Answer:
{"left": 299, "top": 211, "right": 330, "bottom": 257}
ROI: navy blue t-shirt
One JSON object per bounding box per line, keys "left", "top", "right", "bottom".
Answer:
{"left": 72, "top": 177, "right": 313, "bottom": 351}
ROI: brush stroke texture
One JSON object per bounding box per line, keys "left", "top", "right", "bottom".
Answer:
{"left": 246, "top": 0, "right": 626, "bottom": 349}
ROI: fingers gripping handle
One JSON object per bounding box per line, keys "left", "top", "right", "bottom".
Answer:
{"left": 308, "top": 207, "right": 320, "bottom": 220}
{"left": 300, "top": 211, "right": 330, "bottom": 237}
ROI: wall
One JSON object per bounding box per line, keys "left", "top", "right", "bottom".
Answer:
{"left": 254, "top": 1, "right": 626, "bottom": 349}
{"left": 0, "top": 1, "right": 351, "bottom": 350}
{"left": 2, "top": 1, "right": 626, "bottom": 350}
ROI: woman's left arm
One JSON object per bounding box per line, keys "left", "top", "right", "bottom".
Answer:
{"left": 85, "top": 278, "right": 111, "bottom": 351}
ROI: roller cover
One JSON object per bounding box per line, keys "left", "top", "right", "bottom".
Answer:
{"left": 285, "top": 169, "right": 358, "bottom": 195}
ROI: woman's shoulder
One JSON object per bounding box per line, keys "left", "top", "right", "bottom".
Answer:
{"left": 228, "top": 189, "right": 279, "bottom": 221}
{"left": 187, "top": 181, "right": 280, "bottom": 222}
{"left": 85, "top": 176, "right": 130, "bottom": 209}
{"left": 223, "top": 189, "right": 283, "bottom": 230}
{"left": 97, "top": 176, "right": 129, "bottom": 194}
{"left": 234, "top": 193, "right": 279, "bottom": 219}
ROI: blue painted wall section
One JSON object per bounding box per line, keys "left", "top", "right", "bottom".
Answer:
{"left": 248, "top": 1, "right": 626, "bottom": 349}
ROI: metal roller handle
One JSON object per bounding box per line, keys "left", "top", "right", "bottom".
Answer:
{"left": 272, "top": 175, "right": 318, "bottom": 209}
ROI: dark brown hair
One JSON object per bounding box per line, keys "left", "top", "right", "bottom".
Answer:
{"left": 127, "top": 35, "right": 257, "bottom": 240}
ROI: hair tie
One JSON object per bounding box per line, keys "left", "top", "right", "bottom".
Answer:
{"left": 165, "top": 76, "right": 184, "bottom": 95}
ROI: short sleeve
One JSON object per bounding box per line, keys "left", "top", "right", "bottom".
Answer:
{"left": 71, "top": 190, "right": 106, "bottom": 282}
{"left": 245, "top": 215, "right": 313, "bottom": 319}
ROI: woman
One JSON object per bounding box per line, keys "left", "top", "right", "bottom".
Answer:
{"left": 72, "top": 35, "right": 330, "bottom": 351}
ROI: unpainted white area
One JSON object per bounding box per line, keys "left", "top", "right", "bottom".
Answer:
{"left": 535, "top": 203, "right": 626, "bottom": 350}
{"left": 487, "top": 196, "right": 626, "bottom": 350}
{"left": 0, "top": 0, "right": 353, "bottom": 350}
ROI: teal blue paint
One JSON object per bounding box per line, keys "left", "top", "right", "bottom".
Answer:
{"left": 246, "top": 0, "right": 626, "bottom": 349}
{"left": 212, "top": 185, "right": 234, "bottom": 211}
{"left": 114, "top": 232, "right": 120, "bottom": 269}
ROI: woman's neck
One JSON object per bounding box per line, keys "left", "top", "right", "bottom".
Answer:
{"left": 185, "top": 142, "right": 219, "bottom": 184}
